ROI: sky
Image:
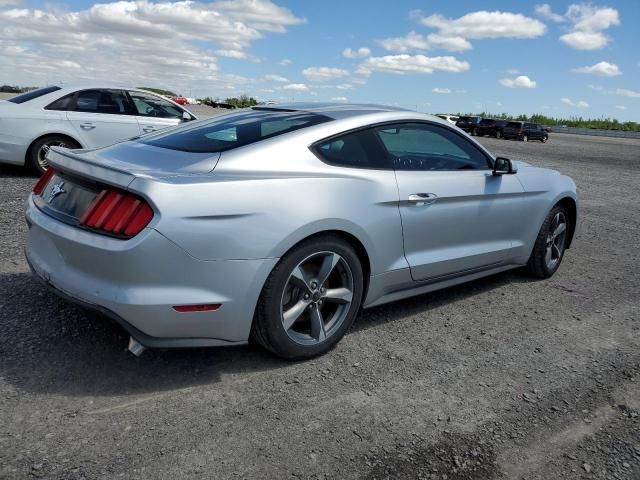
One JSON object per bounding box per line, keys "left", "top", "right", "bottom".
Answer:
{"left": 1, "top": 0, "right": 638, "bottom": 121}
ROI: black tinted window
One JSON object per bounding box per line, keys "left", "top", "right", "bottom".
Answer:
{"left": 506, "top": 122, "right": 522, "bottom": 128}
{"left": 75, "top": 89, "right": 130, "bottom": 114}
{"left": 313, "top": 129, "right": 388, "bottom": 169}
{"left": 143, "top": 109, "right": 331, "bottom": 153}
{"left": 376, "top": 123, "right": 490, "bottom": 171}
{"left": 45, "top": 93, "right": 74, "bottom": 111}
{"left": 129, "top": 90, "right": 184, "bottom": 119}
{"left": 8, "top": 86, "right": 61, "bottom": 104}
{"left": 479, "top": 119, "right": 494, "bottom": 125}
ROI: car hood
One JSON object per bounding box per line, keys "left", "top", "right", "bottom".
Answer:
{"left": 65, "top": 141, "right": 221, "bottom": 176}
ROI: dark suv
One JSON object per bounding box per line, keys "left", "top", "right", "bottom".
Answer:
{"left": 476, "top": 118, "right": 507, "bottom": 138}
{"left": 455, "top": 116, "right": 482, "bottom": 135}
{"left": 502, "top": 121, "right": 549, "bottom": 142}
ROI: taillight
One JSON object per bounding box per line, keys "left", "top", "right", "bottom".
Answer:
{"left": 33, "top": 168, "right": 55, "bottom": 195}
{"left": 79, "top": 188, "right": 153, "bottom": 238}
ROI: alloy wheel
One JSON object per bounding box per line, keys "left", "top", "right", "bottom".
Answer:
{"left": 37, "top": 140, "right": 70, "bottom": 171}
{"left": 545, "top": 212, "right": 567, "bottom": 270}
{"left": 280, "top": 251, "right": 354, "bottom": 346}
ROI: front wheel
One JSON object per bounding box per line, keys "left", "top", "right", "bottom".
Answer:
{"left": 526, "top": 205, "right": 569, "bottom": 278}
{"left": 522, "top": 135, "right": 528, "bottom": 142}
{"left": 541, "top": 135, "right": 548, "bottom": 143}
{"left": 28, "top": 135, "right": 80, "bottom": 175}
{"left": 251, "top": 235, "right": 363, "bottom": 359}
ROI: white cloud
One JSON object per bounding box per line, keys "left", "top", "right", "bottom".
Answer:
{"left": 535, "top": 4, "right": 565, "bottom": 23}
{"left": 335, "top": 83, "right": 353, "bottom": 90}
{"left": 507, "top": 68, "right": 520, "bottom": 74}
{"left": 0, "top": 0, "right": 21, "bottom": 6}
{"left": 615, "top": 88, "right": 640, "bottom": 98}
{"left": 588, "top": 84, "right": 604, "bottom": 91}
{"left": 561, "top": 97, "right": 589, "bottom": 108}
{"left": 0, "top": 0, "right": 304, "bottom": 90}
{"left": 573, "top": 61, "right": 621, "bottom": 77}
{"left": 560, "top": 4, "right": 620, "bottom": 50}
{"left": 263, "top": 74, "right": 289, "bottom": 82}
{"left": 432, "top": 87, "right": 451, "bottom": 94}
{"left": 282, "top": 83, "right": 308, "bottom": 91}
{"left": 216, "top": 49, "right": 248, "bottom": 59}
{"left": 379, "top": 31, "right": 472, "bottom": 53}
{"left": 358, "top": 54, "right": 470, "bottom": 75}
{"left": 302, "top": 66, "right": 349, "bottom": 82}
{"left": 615, "top": 105, "right": 627, "bottom": 110}
{"left": 560, "top": 31, "right": 608, "bottom": 50}
{"left": 342, "top": 47, "right": 371, "bottom": 59}
{"left": 279, "top": 58, "right": 292, "bottom": 66}
{"left": 499, "top": 75, "right": 537, "bottom": 88}
{"left": 420, "top": 11, "right": 546, "bottom": 40}
{"left": 330, "top": 96, "right": 348, "bottom": 102}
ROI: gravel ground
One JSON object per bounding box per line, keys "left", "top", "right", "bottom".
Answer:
{"left": 1, "top": 133, "right": 638, "bottom": 479}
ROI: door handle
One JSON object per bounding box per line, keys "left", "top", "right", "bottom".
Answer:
{"left": 142, "top": 126, "right": 157, "bottom": 133}
{"left": 408, "top": 193, "right": 438, "bottom": 206}
{"left": 80, "top": 123, "right": 96, "bottom": 130}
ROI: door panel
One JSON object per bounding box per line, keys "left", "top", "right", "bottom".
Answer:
{"left": 395, "top": 170, "right": 525, "bottom": 281}
{"left": 128, "top": 90, "right": 184, "bottom": 136}
{"left": 374, "top": 121, "right": 526, "bottom": 282}
{"left": 65, "top": 89, "right": 140, "bottom": 148}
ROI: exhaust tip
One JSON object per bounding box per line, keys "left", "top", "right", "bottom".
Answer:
{"left": 127, "top": 336, "right": 146, "bottom": 357}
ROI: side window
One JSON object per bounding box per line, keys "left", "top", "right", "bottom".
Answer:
{"left": 74, "top": 89, "right": 130, "bottom": 115}
{"left": 129, "top": 91, "right": 184, "bottom": 119}
{"left": 45, "top": 93, "right": 75, "bottom": 111}
{"left": 375, "top": 123, "right": 490, "bottom": 171}
{"left": 313, "top": 129, "right": 389, "bottom": 169}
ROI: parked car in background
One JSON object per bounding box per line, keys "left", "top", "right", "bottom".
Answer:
{"left": 436, "top": 114, "right": 459, "bottom": 125}
{"left": 171, "top": 96, "right": 189, "bottom": 105}
{"left": 455, "top": 116, "right": 482, "bottom": 135}
{"left": 26, "top": 103, "right": 577, "bottom": 359}
{"left": 0, "top": 84, "right": 197, "bottom": 174}
{"left": 503, "top": 121, "right": 549, "bottom": 143}
{"left": 476, "top": 118, "right": 507, "bottom": 138}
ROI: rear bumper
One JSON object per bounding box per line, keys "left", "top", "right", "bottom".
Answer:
{"left": 25, "top": 194, "right": 278, "bottom": 346}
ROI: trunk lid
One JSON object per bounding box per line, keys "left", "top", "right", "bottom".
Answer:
{"left": 60, "top": 140, "right": 221, "bottom": 176}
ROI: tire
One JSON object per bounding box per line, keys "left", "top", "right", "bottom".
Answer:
{"left": 495, "top": 130, "right": 502, "bottom": 139}
{"left": 525, "top": 204, "right": 570, "bottom": 279}
{"left": 471, "top": 128, "right": 477, "bottom": 136}
{"left": 541, "top": 135, "right": 548, "bottom": 143}
{"left": 28, "top": 135, "right": 80, "bottom": 175}
{"left": 522, "top": 135, "right": 528, "bottom": 142}
{"left": 251, "top": 235, "right": 364, "bottom": 359}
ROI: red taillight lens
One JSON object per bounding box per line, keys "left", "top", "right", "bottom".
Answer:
{"left": 33, "top": 168, "right": 55, "bottom": 195}
{"left": 80, "top": 188, "right": 153, "bottom": 238}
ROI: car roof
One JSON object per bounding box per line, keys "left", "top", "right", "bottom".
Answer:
{"left": 256, "top": 102, "right": 412, "bottom": 120}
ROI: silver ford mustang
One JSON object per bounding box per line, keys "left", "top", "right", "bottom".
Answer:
{"left": 25, "top": 103, "right": 578, "bottom": 359}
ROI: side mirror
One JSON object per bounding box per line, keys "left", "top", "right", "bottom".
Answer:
{"left": 182, "top": 111, "right": 192, "bottom": 122}
{"left": 493, "top": 157, "right": 518, "bottom": 176}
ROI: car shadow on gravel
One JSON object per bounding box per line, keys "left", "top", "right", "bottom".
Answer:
{"left": 353, "top": 269, "right": 535, "bottom": 334}
{"left": 0, "top": 269, "right": 539, "bottom": 398}
{"left": 0, "top": 164, "right": 35, "bottom": 178}
{"left": 0, "top": 272, "right": 286, "bottom": 397}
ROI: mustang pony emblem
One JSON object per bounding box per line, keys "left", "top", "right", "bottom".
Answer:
{"left": 47, "top": 181, "right": 66, "bottom": 202}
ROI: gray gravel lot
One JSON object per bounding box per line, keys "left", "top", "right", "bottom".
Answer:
{"left": 1, "top": 133, "right": 639, "bottom": 479}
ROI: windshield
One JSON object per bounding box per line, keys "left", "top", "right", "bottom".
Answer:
{"left": 141, "top": 109, "right": 332, "bottom": 153}
{"left": 8, "top": 86, "right": 61, "bottom": 104}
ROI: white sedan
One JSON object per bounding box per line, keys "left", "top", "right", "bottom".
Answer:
{"left": 0, "top": 84, "right": 197, "bottom": 174}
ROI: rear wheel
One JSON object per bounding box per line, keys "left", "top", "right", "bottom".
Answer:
{"left": 251, "top": 235, "right": 363, "bottom": 359}
{"left": 522, "top": 135, "right": 528, "bottom": 142}
{"left": 28, "top": 135, "right": 80, "bottom": 175}
{"left": 495, "top": 130, "right": 502, "bottom": 139}
{"left": 526, "top": 205, "right": 569, "bottom": 278}
{"left": 541, "top": 135, "right": 548, "bottom": 143}
{"left": 471, "top": 128, "right": 477, "bottom": 136}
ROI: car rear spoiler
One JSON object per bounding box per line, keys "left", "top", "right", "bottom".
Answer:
{"left": 46, "top": 147, "right": 136, "bottom": 189}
